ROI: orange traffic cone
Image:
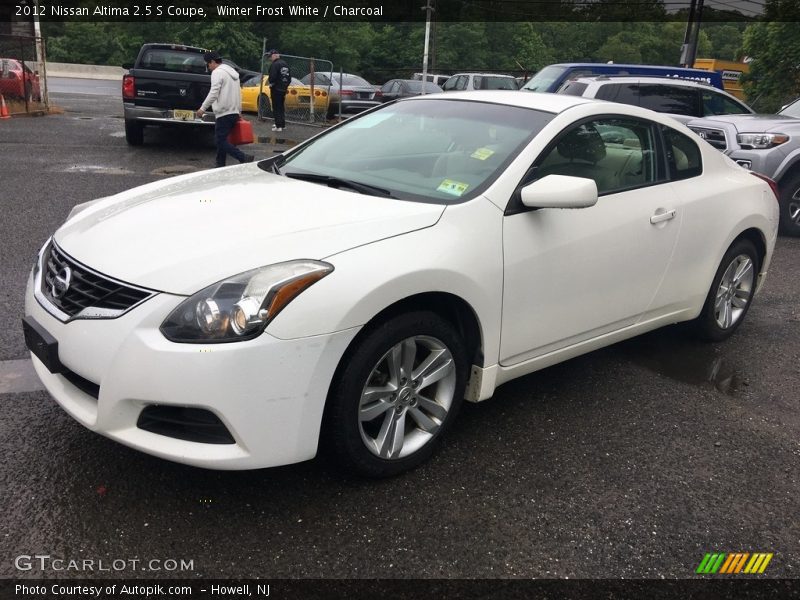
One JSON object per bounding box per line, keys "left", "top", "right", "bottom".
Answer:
{"left": 0, "top": 95, "right": 9, "bottom": 119}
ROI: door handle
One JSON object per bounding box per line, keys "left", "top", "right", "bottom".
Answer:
{"left": 650, "top": 209, "right": 676, "bottom": 224}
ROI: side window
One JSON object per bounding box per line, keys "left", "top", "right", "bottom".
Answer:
{"left": 595, "top": 83, "right": 639, "bottom": 106}
{"left": 533, "top": 117, "right": 660, "bottom": 195}
{"left": 661, "top": 126, "right": 703, "bottom": 180}
{"left": 639, "top": 84, "right": 700, "bottom": 116}
{"left": 559, "top": 81, "right": 588, "bottom": 96}
{"left": 702, "top": 91, "right": 750, "bottom": 116}
{"left": 455, "top": 76, "right": 468, "bottom": 90}
{"left": 473, "top": 76, "right": 483, "bottom": 90}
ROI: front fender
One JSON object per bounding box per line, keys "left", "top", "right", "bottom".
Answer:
{"left": 266, "top": 197, "right": 505, "bottom": 368}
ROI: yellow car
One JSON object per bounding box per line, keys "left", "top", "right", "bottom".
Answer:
{"left": 241, "top": 76, "right": 329, "bottom": 117}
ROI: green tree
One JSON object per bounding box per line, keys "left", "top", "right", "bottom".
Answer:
{"left": 742, "top": 20, "right": 800, "bottom": 111}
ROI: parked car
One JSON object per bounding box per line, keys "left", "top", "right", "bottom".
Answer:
{"left": 0, "top": 57, "right": 41, "bottom": 102}
{"left": 241, "top": 76, "right": 329, "bottom": 117}
{"left": 557, "top": 75, "right": 753, "bottom": 124}
{"left": 687, "top": 97, "right": 800, "bottom": 235}
{"left": 442, "top": 72, "right": 519, "bottom": 91}
{"left": 222, "top": 59, "right": 260, "bottom": 85}
{"left": 411, "top": 72, "right": 451, "bottom": 87}
{"left": 300, "top": 72, "right": 381, "bottom": 118}
{"left": 379, "top": 79, "right": 442, "bottom": 102}
{"left": 521, "top": 62, "right": 726, "bottom": 93}
{"left": 24, "top": 92, "right": 778, "bottom": 477}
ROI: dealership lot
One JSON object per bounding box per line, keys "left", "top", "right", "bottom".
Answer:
{"left": 1, "top": 90, "right": 798, "bottom": 579}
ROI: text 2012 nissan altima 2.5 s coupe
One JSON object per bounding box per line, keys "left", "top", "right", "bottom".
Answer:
{"left": 24, "top": 92, "right": 779, "bottom": 477}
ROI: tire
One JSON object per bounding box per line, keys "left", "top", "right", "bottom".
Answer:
{"left": 258, "top": 94, "right": 272, "bottom": 119}
{"left": 778, "top": 172, "right": 800, "bottom": 236}
{"left": 325, "top": 311, "right": 468, "bottom": 477}
{"left": 124, "top": 120, "right": 144, "bottom": 146}
{"left": 693, "top": 239, "right": 759, "bottom": 342}
{"left": 326, "top": 102, "right": 339, "bottom": 120}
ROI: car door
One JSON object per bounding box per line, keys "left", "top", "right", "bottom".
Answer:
{"left": 500, "top": 116, "right": 682, "bottom": 365}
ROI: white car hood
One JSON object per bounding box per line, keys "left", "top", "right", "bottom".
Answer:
{"left": 54, "top": 164, "right": 445, "bottom": 295}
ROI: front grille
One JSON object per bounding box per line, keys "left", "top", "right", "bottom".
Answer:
{"left": 41, "top": 242, "right": 153, "bottom": 319}
{"left": 688, "top": 126, "right": 727, "bottom": 151}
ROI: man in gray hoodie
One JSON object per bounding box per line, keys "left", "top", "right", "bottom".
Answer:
{"left": 196, "top": 51, "right": 254, "bottom": 168}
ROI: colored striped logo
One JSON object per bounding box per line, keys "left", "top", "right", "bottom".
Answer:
{"left": 696, "top": 553, "right": 773, "bottom": 574}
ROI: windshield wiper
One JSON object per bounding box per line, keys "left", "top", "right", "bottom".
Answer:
{"left": 257, "top": 153, "right": 286, "bottom": 175}
{"left": 285, "top": 172, "right": 396, "bottom": 198}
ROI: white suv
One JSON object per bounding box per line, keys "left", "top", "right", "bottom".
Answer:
{"left": 558, "top": 76, "right": 753, "bottom": 123}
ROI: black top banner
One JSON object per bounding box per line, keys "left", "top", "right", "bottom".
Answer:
{"left": 5, "top": 0, "right": 790, "bottom": 23}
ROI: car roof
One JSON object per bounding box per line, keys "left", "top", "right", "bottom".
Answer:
{"left": 573, "top": 75, "right": 717, "bottom": 89}
{"left": 412, "top": 90, "right": 598, "bottom": 113}
{"left": 449, "top": 72, "right": 516, "bottom": 78}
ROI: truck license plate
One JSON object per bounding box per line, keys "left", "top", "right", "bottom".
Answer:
{"left": 173, "top": 109, "right": 195, "bottom": 121}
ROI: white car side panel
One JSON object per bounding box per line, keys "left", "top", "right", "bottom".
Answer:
{"left": 267, "top": 197, "right": 505, "bottom": 368}
{"left": 500, "top": 183, "right": 681, "bottom": 365}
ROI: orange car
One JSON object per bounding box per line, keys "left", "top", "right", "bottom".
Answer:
{"left": 241, "top": 76, "right": 328, "bottom": 117}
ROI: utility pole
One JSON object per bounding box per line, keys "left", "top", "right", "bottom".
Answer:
{"left": 421, "top": 0, "right": 434, "bottom": 94}
{"left": 679, "top": 0, "right": 705, "bottom": 67}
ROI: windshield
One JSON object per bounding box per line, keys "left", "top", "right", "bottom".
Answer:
{"left": 521, "top": 66, "right": 568, "bottom": 92}
{"left": 281, "top": 98, "right": 553, "bottom": 204}
{"left": 779, "top": 98, "right": 800, "bottom": 118}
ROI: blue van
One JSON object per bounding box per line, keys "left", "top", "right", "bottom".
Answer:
{"left": 521, "top": 63, "right": 724, "bottom": 93}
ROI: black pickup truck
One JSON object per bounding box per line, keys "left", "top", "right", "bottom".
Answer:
{"left": 122, "top": 43, "right": 214, "bottom": 145}
{"left": 122, "top": 43, "right": 259, "bottom": 146}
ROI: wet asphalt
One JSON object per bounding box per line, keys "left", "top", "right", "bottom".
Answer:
{"left": 0, "top": 89, "right": 798, "bottom": 582}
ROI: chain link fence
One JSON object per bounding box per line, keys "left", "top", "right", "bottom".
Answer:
{"left": 250, "top": 52, "right": 335, "bottom": 126}
{"left": 0, "top": 34, "right": 48, "bottom": 115}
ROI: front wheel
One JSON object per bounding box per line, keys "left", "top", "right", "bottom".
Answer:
{"left": 778, "top": 173, "right": 800, "bottom": 236}
{"left": 692, "top": 239, "right": 759, "bottom": 342}
{"left": 325, "top": 311, "right": 468, "bottom": 477}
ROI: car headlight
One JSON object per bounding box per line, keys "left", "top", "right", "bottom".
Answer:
{"left": 160, "top": 260, "right": 333, "bottom": 343}
{"left": 736, "top": 133, "right": 789, "bottom": 149}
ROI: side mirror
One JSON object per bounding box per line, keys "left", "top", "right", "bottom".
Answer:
{"left": 122, "top": 62, "right": 133, "bottom": 70}
{"left": 520, "top": 174, "right": 598, "bottom": 209}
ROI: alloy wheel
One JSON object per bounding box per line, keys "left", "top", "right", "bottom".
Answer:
{"left": 358, "top": 335, "right": 456, "bottom": 460}
{"left": 714, "top": 253, "right": 755, "bottom": 329}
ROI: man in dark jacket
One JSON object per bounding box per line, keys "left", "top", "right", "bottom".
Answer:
{"left": 267, "top": 49, "right": 291, "bottom": 132}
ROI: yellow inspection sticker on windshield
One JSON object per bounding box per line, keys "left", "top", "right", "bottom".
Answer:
{"left": 471, "top": 147, "right": 495, "bottom": 161}
{"left": 437, "top": 179, "right": 469, "bottom": 197}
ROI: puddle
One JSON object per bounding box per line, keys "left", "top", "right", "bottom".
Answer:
{"left": 621, "top": 329, "right": 745, "bottom": 396}
{"left": 65, "top": 165, "right": 133, "bottom": 175}
{"left": 151, "top": 165, "right": 202, "bottom": 176}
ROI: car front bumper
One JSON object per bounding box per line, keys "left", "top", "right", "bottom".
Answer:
{"left": 24, "top": 269, "right": 359, "bottom": 470}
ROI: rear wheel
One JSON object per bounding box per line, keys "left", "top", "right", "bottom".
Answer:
{"left": 778, "top": 172, "right": 800, "bottom": 236}
{"left": 124, "top": 120, "right": 144, "bottom": 146}
{"left": 257, "top": 94, "right": 272, "bottom": 119}
{"left": 692, "top": 239, "right": 759, "bottom": 342}
{"left": 325, "top": 311, "right": 468, "bottom": 477}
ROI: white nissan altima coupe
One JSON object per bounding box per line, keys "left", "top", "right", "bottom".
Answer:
{"left": 24, "top": 92, "right": 778, "bottom": 477}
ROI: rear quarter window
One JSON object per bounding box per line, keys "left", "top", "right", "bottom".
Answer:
{"left": 662, "top": 126, "right": 703, "bottom": 180}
